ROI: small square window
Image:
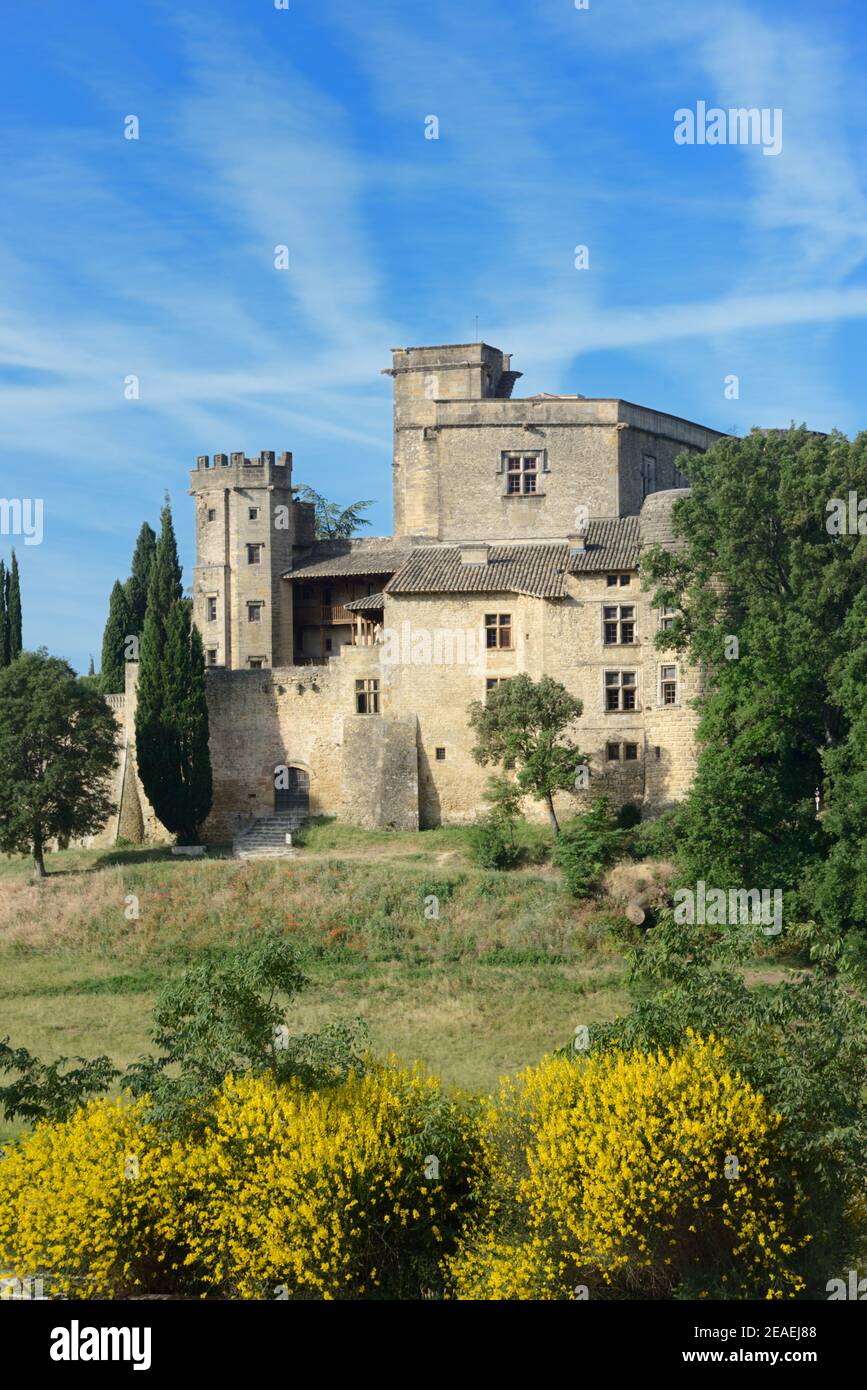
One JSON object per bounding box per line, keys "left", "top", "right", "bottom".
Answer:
{"left": 502, "top": 453, "right": 542, "bottom": 495}
{"left": 435, "top": 747, "right": 446, "bottom": 761}
{"left": 207, "top": 508, "right": 217, "bottom": 523}
{"left": 485, "top": 613, "right": 512, "bottom": 649}
{"left": 247, "top": 602, "right": 263, "bottom": 623}
{"left": 624, "top": 743, "right": 639, "bottom": 761}
{"left": 248, "top": 657, "right": 264, "bottom": 669}
{"left": 206, "top": 596, "right": 217, "bottom": 622}
{"left": 355, "top": 678, "right": 380, "bottom": 714}
{"left": 248, "top": 507, "right": 260, "bottom": 521}
{"left": 606, "top": 742, "right": 620, "bottom": 762}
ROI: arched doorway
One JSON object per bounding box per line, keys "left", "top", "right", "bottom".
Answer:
{"left": 274, "top": 765, "right": 310, "bottom": 820}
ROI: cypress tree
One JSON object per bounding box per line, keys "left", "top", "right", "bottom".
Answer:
{"left": 88, "top": 655, "right": 95, "bottom": 677}
{"left": 7, "top": 551, "right": 22, "bottom": 659}
{"left": 135, "top": 498, "right": 212, "bottom": 843}
{"left": 100, "top": 581, "right": 132, "bottom": 695}
{"left": 0, "top": 561, "right": 8, "bottom": 668}
{"left": 125, "top": 522, "right": 157, "bottom": 635}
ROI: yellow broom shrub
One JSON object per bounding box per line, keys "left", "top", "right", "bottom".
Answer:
{"left": 0, "top": 1095, "right": 163, "bottom": 1298}
{"left": 154, "top": 1062, "right": 477, "bottom": 1299}
{"left": 446, "top": 1032, "right": 808, "bottom": 1300}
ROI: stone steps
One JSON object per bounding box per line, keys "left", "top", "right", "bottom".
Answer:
{"left": 232, "top": 815, "right": 303, "bottom": 860}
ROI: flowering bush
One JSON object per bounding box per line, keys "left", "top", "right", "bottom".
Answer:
{"left": 446, "top": 1033, "right": 809, "bottom": 1300}
{"left": 0, "top": 1095, "right": 164, "bottom": 1298}
{"left": 156, "top": 1063, "right": 478, "bottom": 1299}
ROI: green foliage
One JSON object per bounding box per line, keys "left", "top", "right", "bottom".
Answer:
{"left": 99, "top": 579, "right": 132, "bottom": 695}
{"left": 629, "top": 807, "right": 683, "bottom": 860}
{"left": 0, "top": 559, "right": 8, "bottom": 667}
{"left": 467, "top": 774, "right": 525, "bottom": 869}
{"left": 0, "top": 1040, "right": 119, "bottom": 1124}
{"left": 135, "top": 500, "right": 212, "bottom": 843}
{"left": 6, "top": 551, "right": 21, "bottom": 660}
{"left": 125, "top": 522, "right": 157, "bottom": 635}
{"left": 642, "top": 426, "right": 865, "bottom": 894}
{"left": 0, "top": 649, "right": 118, "bottom": 876}
{"left": 294, "top": 484, "right": 374, "bottom": 540}
{"left": 551, "top": 797, "right": 626, "bottom": 898}
{"left": 468, "top": 818, "right": 522, "bottom": 870}
{"left": 616, "top": 801, "right": 642, "bottom": 830}
{"left": 467, "top": 675, "right": 584, "bottom": 833}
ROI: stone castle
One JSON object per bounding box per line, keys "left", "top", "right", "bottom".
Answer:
{"left": 102, "top": 341, "right": 724, "bottom": 849}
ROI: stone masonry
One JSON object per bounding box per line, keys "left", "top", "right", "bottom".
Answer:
{"left": 102, "top": 342, "right": 725, "bottom": 844}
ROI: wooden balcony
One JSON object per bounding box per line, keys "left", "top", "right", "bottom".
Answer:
{"left": 294, "top": 604, "right": 355, "bottom": 626}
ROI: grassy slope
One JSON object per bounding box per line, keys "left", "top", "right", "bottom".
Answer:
{"left": 0, "top": 822, "right": 629, "bottom": 1141}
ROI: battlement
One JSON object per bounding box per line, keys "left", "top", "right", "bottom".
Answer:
{"left": 194, "top": 451, "right": 292, "bottom": 470}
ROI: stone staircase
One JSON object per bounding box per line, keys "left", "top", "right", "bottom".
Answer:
{"left": 232, "top": 814, "right": 304, "bottom": 860}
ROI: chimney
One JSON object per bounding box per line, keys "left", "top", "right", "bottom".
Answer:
{"left": 567, "top": 525, "right": 588, "bottom": 556}
{"left": 460, "top": 542, "right": 490, "bottom": 566}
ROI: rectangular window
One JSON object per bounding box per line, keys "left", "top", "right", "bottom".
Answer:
{"left": 624, "top": 742, "right": 639, "bottom": 761}
{"left": 248, "top": 657, "right": 264, "bottom": 669}
{"left": 207, "top": 508, "right": 217, "bottom": 523}
{"left": 659, "top": 606, "right": 676, "bottom": 633}
{"left": 485, "top": 613, "right": 512, "bottom": 649}
{"left": 605, "top": 670, "right": 637, "bottom": 712}
{"left": 607, "top": 573, "right": 631, "bottom": 588}
{"left": 602, "top": 605, "right": 636, "bottom": 645}
{"left": 248, "top": 507, "right": 260, "bottom": 521}
{"left": 247, "top": 543, "right": 262, "bottom": 565}
{"left": 355, "top": 678, "right": 380, "bottom": 714}
{"left": 247, "top": 602, "right": 263, "bottom": 623}
{"left": 660, "top": 664, "right": 678, "bottom": 706}
{"left": 206, "top": 648, "right": 218, "bottom": 666}
{"left": 503, "top": 453, "right": 541, "bottom": 495}
{"left": 641, "top": 454, "right": 657, "bottom": 499}
{"left": 206, "top": 596, "right": 217, "bottom": 622}
{"left": 435, "top": 747, "right": 446, "bottom": 761}
{"left": 606, "top": 742, "right": 620, "bottom": 762}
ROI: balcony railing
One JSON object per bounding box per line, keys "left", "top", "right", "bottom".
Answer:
{"left": 295, "top": 604, "right": 355, "bottom": 626}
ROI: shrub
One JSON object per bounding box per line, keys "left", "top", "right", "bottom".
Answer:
{"left": 629, "top": 807, "right": 683, "bottom": 860}
{"left": 551, "top": 797, "right": 625, "bottom": 897}
{"left": 445, "top": 1034, "right": 808, "bottom": 1301}
{"left": 157, "top": 1063, "right": 478, "bottom": 1299}
{"left": 0, "top": 1095, "right": 165, "bottom": 1298}
{"left": 616, "top": 801, "right": 642, "bottom": 830}
{"left": 468, "top": 819, "right": 521, "bottom": 870}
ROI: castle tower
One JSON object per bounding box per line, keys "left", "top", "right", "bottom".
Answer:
{"left": 384, "top": 343, "right": 521, "bottom": 538}
{"left": 189, "top": 451, "right": 296, "bottom": 670}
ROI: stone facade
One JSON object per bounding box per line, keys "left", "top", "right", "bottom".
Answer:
{"left": 105, "top": 342, "right": 724, "bottom": 844}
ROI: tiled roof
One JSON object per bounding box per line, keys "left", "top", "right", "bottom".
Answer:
{"left": 284, "top": 542, "right": 411, "bottom": 580}
{"left": 567, "top": 516, "right": 641, "bottom": 572}
{"left": 344, "top": 592, "right": 386, "bottom": 612}
{"left": 385, "top": 519, "right": 641, "bottom": 597}
{"left": 387, "top": 543, "right": 570, "bottom": 598}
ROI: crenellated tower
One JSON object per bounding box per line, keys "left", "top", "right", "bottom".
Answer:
{"left": 189, "top": 451, "right": 298, "bottom": 670}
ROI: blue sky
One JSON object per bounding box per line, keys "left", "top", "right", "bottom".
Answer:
{"left": 2, "top": 0, "right": 867, "bottom": 673}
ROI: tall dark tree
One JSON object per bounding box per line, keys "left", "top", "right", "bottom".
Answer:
{"left": 293, "top": 484, "right": 374, "bottom": 540}
{"left": 6, "top": 551, "right": 22, "bottom": 660}
{"left": 0, "top": 649, "right": 117, "bottom": 877}
{"left": 135, "top": 499, "right": 212, "bottom": 843}
{"left": 125, "top": 522, "right": 157, "bottom": 635}
{"left": 99, "top": 581, "right": 132, "bottom": 695}
{"left": 0, "top": 560, "right": 8, "bottom": 668}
